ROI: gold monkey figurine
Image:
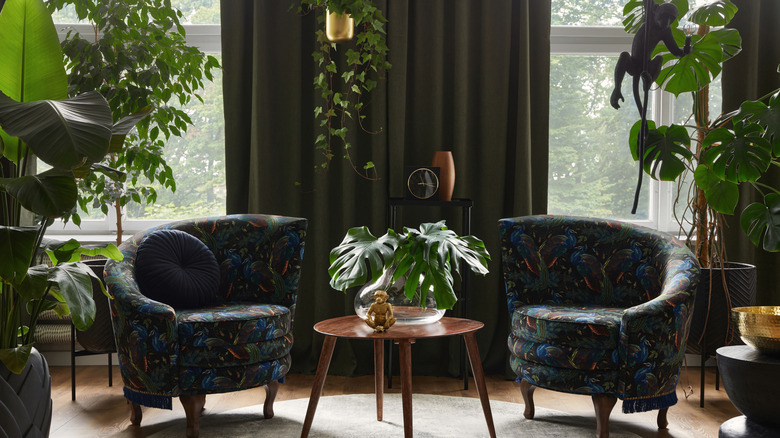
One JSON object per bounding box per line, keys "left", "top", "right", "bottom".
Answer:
{"left": 364, "top": 290, "right": 396, "bottom": 332}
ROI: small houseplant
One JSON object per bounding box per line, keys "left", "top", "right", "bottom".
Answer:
{"left": 296, "top": 0, "right": 391, "bottom": 179}
{"left": 328, "top": 221, "right": 490, "bottom": 322}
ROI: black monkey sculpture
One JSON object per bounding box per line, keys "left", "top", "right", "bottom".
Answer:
{"left": 611, "top": 0, "right": 691, "bottom": 214}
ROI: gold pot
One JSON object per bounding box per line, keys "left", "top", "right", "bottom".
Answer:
{"left": 732, "top": 306, "right": 780, "bottom": 355}
{"left": 326, "top": 9, "right": 354, "bottom": 43}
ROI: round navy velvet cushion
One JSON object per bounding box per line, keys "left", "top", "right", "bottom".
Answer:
{"left": 135, "top": 229, "right": 220, "bottom": 309}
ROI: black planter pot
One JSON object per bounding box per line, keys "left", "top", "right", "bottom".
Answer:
{"left": 686, "top": 262, "right": 756, "bottom": 407}
{"left": 0, "top": 347, "right": 52, "bottom": 437}
{"left": 687, "top": 262, "right": 757, "bottom": 356}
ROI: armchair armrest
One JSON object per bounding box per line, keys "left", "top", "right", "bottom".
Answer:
{"left": 106, "top": 249, "right": 180, "bottom": 397}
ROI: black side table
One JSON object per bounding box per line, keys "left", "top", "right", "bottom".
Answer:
{"left": 386, "top": 197, "right": 474, "bottom": 389}
{"left": 717, "top": 345, "right": 780, "bottom": 437}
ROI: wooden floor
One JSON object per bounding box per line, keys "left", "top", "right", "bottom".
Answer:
{"left": 51, "top": 365, "right": 739, "bottom": 437}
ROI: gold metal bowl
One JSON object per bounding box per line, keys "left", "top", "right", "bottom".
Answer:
{"left": 732, "top": 306, "right": 780, "bottom": 355}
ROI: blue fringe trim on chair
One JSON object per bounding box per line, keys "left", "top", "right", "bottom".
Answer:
{"left": 123, "top": 387, "right": 173, "bottom": 410}
{"left": 622, "top": 391, "right": 677, "bottom": 413}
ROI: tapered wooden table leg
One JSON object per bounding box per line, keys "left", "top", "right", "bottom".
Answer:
{"left": 374, "top": 338, "right": 384, "bottom": 421}
{"left": 301, "top": 335, "right": 337, "bottom": 438}
{"left": 463, "top": 332, "right": 496, "bottom": 438}
{"left": 398, "top": 339, "right": 414, "bottom": 438}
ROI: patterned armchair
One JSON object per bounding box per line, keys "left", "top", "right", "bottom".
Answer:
{"left": 498, "top": 215, "right": 699, "bottom": 438}
{"left": 105, "top": 214, "right": 307, "bottom": 437}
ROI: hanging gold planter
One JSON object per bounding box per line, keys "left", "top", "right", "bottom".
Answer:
{"left": 325, "top": 9, "right": 354, "bottom": 43}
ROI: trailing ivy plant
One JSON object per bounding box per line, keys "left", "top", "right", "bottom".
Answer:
{"left": 296, "top": 0, "right": 391, "bottom": 179}
{"left": 46, "top": 0, "right": 220, "bottom": 244}
{"left": 619, "top": 0, "right": 780, "bottom": 266}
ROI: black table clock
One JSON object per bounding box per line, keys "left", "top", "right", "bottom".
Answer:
{"left": 405, "top": 166, "right": 440, "bottom": 200}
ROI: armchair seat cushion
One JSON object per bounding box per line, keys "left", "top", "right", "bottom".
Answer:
{"left": 512, "top": 305, "right": 624, "bottom": 349}
{"left": 178, "top": 303, "right": 292, "bottom": 368}
{"left": 510, "top": 356, "right": 619, "bottom": 396}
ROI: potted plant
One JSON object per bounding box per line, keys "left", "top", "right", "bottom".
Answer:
{"left": 328, "top": 221, "right": 490, "bottom": 323}
{"left": 614, "top": 0, "right": 779, "bottom": 363}
{"left": 46, "top": 0, "right": 221, "bottom": 246}
{"left": 295, "top": 0, "right": 391, "bottom": 179}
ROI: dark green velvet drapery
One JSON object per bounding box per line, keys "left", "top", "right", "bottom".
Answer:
{"left": 722, "top": 0, "right": 780, "bottom": 305}
{"left": 221, "top": 0, "right": 550, "bottom": 376}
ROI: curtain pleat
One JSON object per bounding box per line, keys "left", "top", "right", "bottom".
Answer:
{"left": 721, "top": 0, "right": 780, "bottom": 305}
{"left": 221, "top": 0, "right": 550, "bottom": 376}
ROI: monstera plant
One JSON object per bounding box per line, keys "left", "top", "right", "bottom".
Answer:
{"left": 620, "top": 0, "right": 779, "bottom": 265}
{"left": 328, "top": 221, "right": 490, "bottom": 311}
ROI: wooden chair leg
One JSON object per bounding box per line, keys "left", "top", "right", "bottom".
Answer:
{"left": 657, "top": 407, "right": 669, "bottom": 430}
{"left": 129, "top": 401, "right": 142, "bottom": 426}
{"left": 519, "top": 379, "right": 536, "bottom": 419}
{"left": 264, "top": 380, "right": 279, "bottom": 419}
{"left": 180, "top": 394, "right": 206, "bottom": 438}
{"left": 591, "top": 394, "right": 617, "bottom": 438}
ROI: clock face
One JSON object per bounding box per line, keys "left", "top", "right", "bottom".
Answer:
{"left": 407, "top": 168, "right": 440, "bottom": 199}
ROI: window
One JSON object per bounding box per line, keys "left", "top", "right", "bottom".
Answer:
{"left": 48, "top": 0, "right": 224, "bottom": 239}
{"left": 548, "top": 0, "right": 719, "bottom": 232}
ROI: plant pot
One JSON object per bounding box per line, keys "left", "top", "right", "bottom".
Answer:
{"left": 687, "top": 262, "right": 757, "bottom": 356}
{"left": 0, "top": 347, "right": 52, "bottom": 437}
{"left": 354, "top": 265, "right": 445, "bottom": 325}
{"left": 325, "top": 9, "right": 354, "bottom": 43}
{"left": 76, "top": 260, "right": 116, "bottom": 353}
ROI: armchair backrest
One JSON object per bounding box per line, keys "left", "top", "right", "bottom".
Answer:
{"left": 116, "top": 214, "right": 307, "bottom": 315}
{"left": 499, "top": 215, "right": 694, "bottom": 312}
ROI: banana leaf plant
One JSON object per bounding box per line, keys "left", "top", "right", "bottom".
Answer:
{"left": 0, "top": 0, "right": 149, "bottom": 374}
{"left": 620, "top": 0, "right": 780, "bottom": 266}
{"left": 328, "top": 221, "right": 490, "bottom": 310}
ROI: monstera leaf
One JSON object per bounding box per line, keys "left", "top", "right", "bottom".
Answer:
{"left": 689, "top": 0, "right": 738, "bottom": 27}
{"left": 622, "top": 0, "right": 688, "bottom": 34}
{"left": 700, "top": 123, "right": 772, "bottom": 183}
{"left": 741, "top": 193, "right": 780, "bottom": 252}
{"left": 693, "top": 164, "right": 739, "bottom": 214}
{"left": 731, "top": 91, "right": 780, "bottom": 153}
{"left": 629, "top": 120, "right": 692, "bottom": 181}
{"left": 656, "top": 29, "right": 741, "bottom": 96}
{"left": 328, "top": 226, "right": 400, "bottom": 291}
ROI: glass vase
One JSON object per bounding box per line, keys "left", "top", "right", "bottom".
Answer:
{"left": 354, "top": 265, "right": 445, "bottom": 325}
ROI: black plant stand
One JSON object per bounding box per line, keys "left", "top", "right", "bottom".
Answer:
{"left": 386, "top": 197, "right": 473, "bottom": 390}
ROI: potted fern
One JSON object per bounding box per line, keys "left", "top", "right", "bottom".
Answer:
{"left": 328, "top": 221, "right": 490, "bottom": 323}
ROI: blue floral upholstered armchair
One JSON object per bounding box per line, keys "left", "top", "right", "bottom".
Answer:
{"left": 104, "top": 214, "right": 307, "bottom": 438}
{"left": 498, "top": 215, "right": 699, "bottom": 438}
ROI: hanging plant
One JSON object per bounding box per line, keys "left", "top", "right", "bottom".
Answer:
{"left": 297, "top": 0, "right": 391, "bottom": 179}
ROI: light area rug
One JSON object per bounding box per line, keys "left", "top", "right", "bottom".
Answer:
{"left": 146, "top": 393, "right": 641, "bottom": 437}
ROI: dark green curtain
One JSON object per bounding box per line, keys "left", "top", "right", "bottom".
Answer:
{"left": 221, "top": 0, "right": 550, "bottom": 376}
{"left": 722, "top": 0, "right": 780, "bottom": 305}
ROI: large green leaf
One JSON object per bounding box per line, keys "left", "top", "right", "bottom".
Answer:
{"left": 0, "top": 343, "right": 33, "bottom": 374}
{"left": 13, "top": 265, "right": 50, "bottom": 301}
{"left": 0, "top": 168, "right": 77, "bottom": 217}
{"left": 733, "top": 91, "right": 780, "bottom": 154}
{"left": 622, "top": 0, "right": 688, "bottom": 34}
{"left": 693, "top": 164, "right": 739, "bottom": 214}
{"left": 657, "top": 29, "right": 741, "bottom": 95}
{"left": 0, "top": 226, "right": 37, "bottom": 284}
{"left": 47, "top": 262, "right": 99, "bottom": 331}
{"left": 700, "top": 123, "right": 771, "bottom": 183}
{"left": 0, "top": 91, "right": 113, "bottom": 169}
{"left": 328, "top": 226, "right": 400, "bottom": 291}
{"left": 689, "top": 0, "right": 738, "bottom": 27}
{"left": 630, "top": 122, "right": 692, "bottom": 181}
{"left": 0, "top": 0, "right": 68, "bottom": 163}
{"left": 44, "top": 239, "right": 123, "bottom": 265}
{"left": 108, "top": 106, "right": 154, "bottom": 153}
{"left": 741, "top": 193, "right": 780, "bottom": 252}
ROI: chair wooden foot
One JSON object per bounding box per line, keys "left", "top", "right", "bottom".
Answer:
{"left": 657, "top": 407, "right": 669, "bottom": 429}
{"left": 519, "top": 379, "right": 536, "bottom": 419}
{"left": 264, "top": 380, "right": 279, "bottom": 419}
{"left": 180, "top": 394, "right": 206, "bottom": 438}
{"left": 129, "top": 401, "right": 142, "bottom": 426}
{"left": 591, "top": 394, "right": 617, "bottom": 438}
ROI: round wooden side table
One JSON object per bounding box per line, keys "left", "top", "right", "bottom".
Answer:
{"left": 300, "top": 315, "right": 496, "bottom": 438}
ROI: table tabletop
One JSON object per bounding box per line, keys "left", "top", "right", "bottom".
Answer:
{"left": 313, "top": 315, "right": 484, "bottom": 340}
